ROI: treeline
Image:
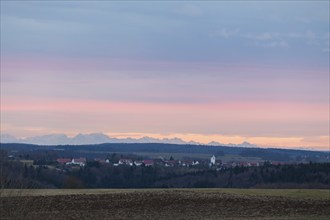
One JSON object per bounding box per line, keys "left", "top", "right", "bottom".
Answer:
{"left": 1, "top": 152, "right": 329, "bottom": 189}
{"left": 154, "top": 162, "right": 330, "bottom": 188}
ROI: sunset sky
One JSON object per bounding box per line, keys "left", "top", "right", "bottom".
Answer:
{"left": 1, "top": 1, "right": 329, "bottom": 150}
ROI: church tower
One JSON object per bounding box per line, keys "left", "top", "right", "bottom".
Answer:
{"left": 210, "top": 155, "right": 216, "bottom": 165}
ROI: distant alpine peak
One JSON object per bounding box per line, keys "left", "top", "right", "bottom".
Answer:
{"left": 238, "top": 141, "right": 258, "bottom": 148}
{"left": 208, "top": 141, "right": 223, "bottom": 146}
{"left": 0, "top": 133, "right": 259, "bottom": 148}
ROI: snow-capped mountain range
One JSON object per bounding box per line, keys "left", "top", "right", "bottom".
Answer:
{"left": 0, "top": 133, "right": 259, "bottom": 148}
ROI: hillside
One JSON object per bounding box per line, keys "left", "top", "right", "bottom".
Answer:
{"left": 1, "top": 143, "right": 329, "bottom": 163}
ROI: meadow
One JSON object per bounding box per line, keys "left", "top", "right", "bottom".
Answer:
{"left": 1, "top": 188, "right": 329, "bottom": 219}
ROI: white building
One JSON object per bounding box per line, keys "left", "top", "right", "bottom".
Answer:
{"left": 134, "top": 161, "right": 143, "bottom": 166}
{"left": 66, "top": 158, "right": 86, "bottom": 167}
{"left": 210, "top": 155, "right": 216, "bottom": 166}
{"left": 192, "top": 161, "right": 200, "bottom": 166}
{"left": 118, "top": 159, "right": 133, "bottom": 166}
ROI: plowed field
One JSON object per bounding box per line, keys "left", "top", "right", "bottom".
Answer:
{"left": 1, "top": 189, "right": 329, "bottom": 220}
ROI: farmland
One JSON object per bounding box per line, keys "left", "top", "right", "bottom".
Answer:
{"left": 1, "top": 189, "right": 329, "bottom": 219}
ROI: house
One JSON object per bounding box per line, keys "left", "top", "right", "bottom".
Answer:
{"left": 238, "top": 162, "right": 250, "bottom": 167}
{"left": 153, "top": 158, "right": 165, "bottom": 166}
{"left": 143, "top": 160, "right": 154, "bottom": 167}
{"left": 192, "top": 160, "right": 200, "bottom": 166}
{"left": 164, "top": 160, "right": 177, "bottom": 167}
{"left": 74, "top": 158, "right": 86, "bottom": 166}
{"left": 250, "top": 162, "right": 260, "bottom": 167}
{"left": 66, "top": 158, "right": 86, "bottom": 166}
{"left": 118, "top": 159, "right": 133, "bottom": 166}
{"left": 180, "top": 160, "right": 194, "bottom": 167}
{"left": 57, "top": 158, "right": 71, "bottom": 165}
{"left": 134, "top": 161, "right": 143, "bottom": 166}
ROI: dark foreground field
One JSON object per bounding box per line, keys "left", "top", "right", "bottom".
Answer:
{"left": 1, "top": 189, "right": 330, "bottom": 220}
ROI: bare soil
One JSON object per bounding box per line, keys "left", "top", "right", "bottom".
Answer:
{"left": 1, "top": 189, "right": 329, "bottom": 220}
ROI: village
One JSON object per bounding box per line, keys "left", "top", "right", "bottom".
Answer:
{"left": 54, "top": 155, "right": 284, "bottom": 170}
{"left": 2, "top": 147, "right": 327, "bottom": 189}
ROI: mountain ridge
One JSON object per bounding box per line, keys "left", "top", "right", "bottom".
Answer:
{"left": 0, "top": 133, "right": 258, "bottom": 148}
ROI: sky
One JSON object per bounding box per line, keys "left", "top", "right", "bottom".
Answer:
{"left": 1, "top": 1, "right": 329, "bottom": 150}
